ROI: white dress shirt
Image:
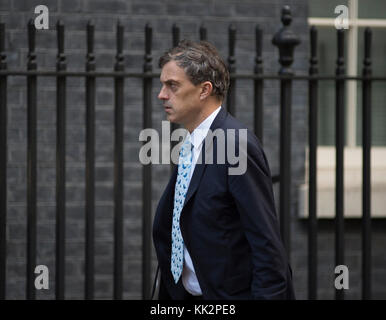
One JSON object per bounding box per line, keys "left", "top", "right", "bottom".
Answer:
{"left": 181, "top": 106, "right": 221, "bottom": 296}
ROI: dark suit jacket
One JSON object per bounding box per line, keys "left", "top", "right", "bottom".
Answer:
{"left": 152, "top": 107, "right": 295, "bottom": 300}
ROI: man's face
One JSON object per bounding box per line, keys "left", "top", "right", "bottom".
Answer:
{"left": 158, "top": 60, "right": 203, "bottom": 128}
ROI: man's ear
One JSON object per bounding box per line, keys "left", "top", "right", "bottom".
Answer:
{"left": 200, "top": 81, "right": 213, "bottom": 100}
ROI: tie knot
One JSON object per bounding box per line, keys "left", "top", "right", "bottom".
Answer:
{"left": 180, "top": 135, "right": 192, "bottom": 156}
{"left": 179, "top": 136, "right": 192, "bottom": 166}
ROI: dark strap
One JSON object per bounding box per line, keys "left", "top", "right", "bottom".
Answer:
{"left": 151, "top": 265, "right": 160, "bottom": 300}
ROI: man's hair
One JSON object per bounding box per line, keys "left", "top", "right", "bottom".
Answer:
{"left": 159, "top": 40, "right": 230, "bottom": 101}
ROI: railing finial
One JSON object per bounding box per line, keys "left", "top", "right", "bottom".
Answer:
{"left": 281, "top": 5, "right": 292, "bottom": 26}
{"left": 0, "top": 22, "right": 7, "bottom": 68}
{"left": 272, "top": 5, "right": 300, "bottom": 75}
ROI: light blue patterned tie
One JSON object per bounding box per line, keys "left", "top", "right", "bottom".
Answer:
{"left": 171, "top": 136, "right": 193, "bottom": 283}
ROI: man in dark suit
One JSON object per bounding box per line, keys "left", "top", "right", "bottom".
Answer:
{"left": 152, "top": 40, "right": 295, "bottom": 300}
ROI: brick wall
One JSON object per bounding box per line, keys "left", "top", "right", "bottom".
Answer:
{"left": 1, "top": 0, "right": 385, "bottom": 300}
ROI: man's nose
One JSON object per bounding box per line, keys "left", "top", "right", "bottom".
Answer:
{"left": 158, "top": 86, "right": 168, "bottom": 100}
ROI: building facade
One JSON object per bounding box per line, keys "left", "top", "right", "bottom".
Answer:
{"left": 0, "top": 0, "right": 385, "bottom": 299}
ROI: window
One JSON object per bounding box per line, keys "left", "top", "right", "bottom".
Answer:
{"left": 308, "top": 0, "right": 386, "bottom": 147}
{"left": 299, "top": 0, "right": 386, "bottom": 218}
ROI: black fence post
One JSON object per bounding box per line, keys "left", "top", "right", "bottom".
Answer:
{"left": 272, "top": 5, "right": 300, "bottom": 258}
{"left": 227, "top": 24, "right": 236, "bottom": 116}
{"left": 172, "top": 23, "right": 180, "bottom": 47}
{"left": 170, "top": 24, "right": 180, "bottom": 172}
{"left": 362, "top": 27, "right": 372, "bottom": 300}
{"left": 26, "top": 19, "right": 37, "bottom": 300}
{"left": 142, "top": 23, "right": 153, "bottom": 300}
{"left": 254, "top": 25, "right": 263, "bottom": 144}
{"left": 308, "top": 25, "right": 318, "bottom": 300}
{"left": 0, "top": 22, "right": 7, "bottom": 301}
{"left": 85, "top": 20, "right": 96, "bottom": 300}
{"left": 114, "top": 21, "right": 124, "bottom": 300}
{"left": 55, "top": 20, "right": 67, "bottom": 300}
{"left": 199, "top": 24, "right": 207, "bottom": 41}
{"left": 335, "top": 29, "right": 345, "bottom": 301}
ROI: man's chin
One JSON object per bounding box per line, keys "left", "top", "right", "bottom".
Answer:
{"left": 166, "top": 114, "right": 177, "bottom": 123}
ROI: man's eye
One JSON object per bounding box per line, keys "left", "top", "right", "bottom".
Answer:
{"left": 170, "top": 84, "right": 177, "bottom": 91}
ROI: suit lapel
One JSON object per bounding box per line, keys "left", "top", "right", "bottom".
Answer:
{"left": 183, "top": 106, "right": 227, "bottom": 207}
{"left": 156, "top": 165, "right": 178, "bottom": 223}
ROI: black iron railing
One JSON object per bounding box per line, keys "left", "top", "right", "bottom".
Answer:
{"left": 0, "top": 5, "right": 385, "bottom": 300}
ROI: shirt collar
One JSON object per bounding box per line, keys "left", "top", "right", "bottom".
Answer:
{"left": 190, "top": 106, "right": 222, "bottom": 150}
